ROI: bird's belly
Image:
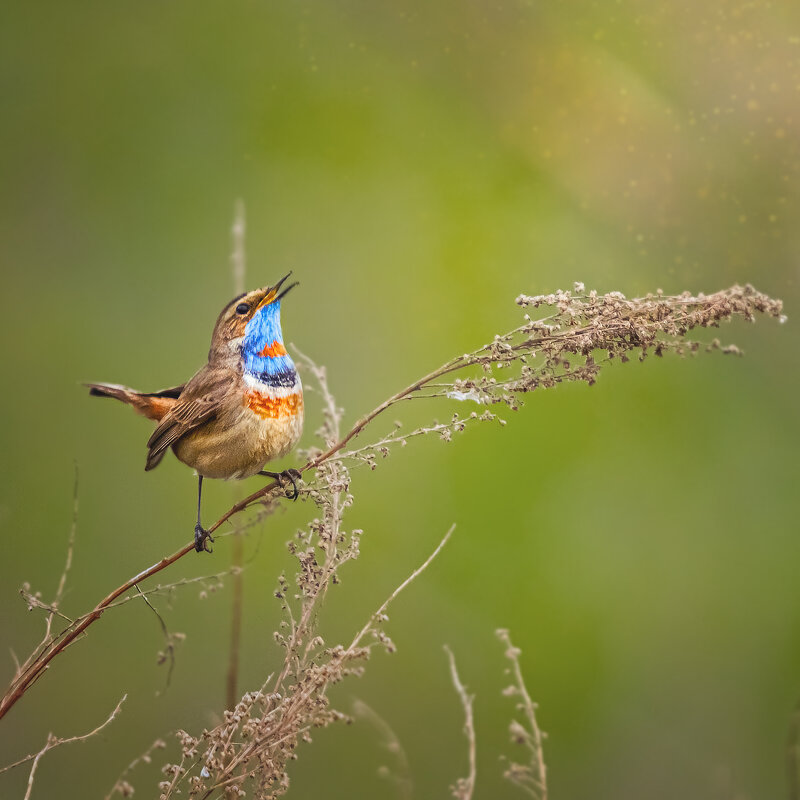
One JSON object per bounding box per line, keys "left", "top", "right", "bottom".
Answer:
{"left": 173, "top": 392, "right": 304, "bottom": 480}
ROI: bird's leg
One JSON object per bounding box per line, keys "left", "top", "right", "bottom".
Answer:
{"left": 194, "top": 475, "right": 214, "bottom": 553}
{"left": 259, "top": 468, "right": 302, "bottom": 501}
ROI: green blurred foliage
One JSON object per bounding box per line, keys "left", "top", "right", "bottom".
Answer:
{"left": 0, "top": 0, "right": 798, "bottom": 798}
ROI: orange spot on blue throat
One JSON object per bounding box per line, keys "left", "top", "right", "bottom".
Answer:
{"left": 258, "top": 340, "right": 288, "bottom": 358}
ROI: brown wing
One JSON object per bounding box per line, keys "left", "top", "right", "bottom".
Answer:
{"left": 145, "top": 367, "right": 232, "bottom": 470}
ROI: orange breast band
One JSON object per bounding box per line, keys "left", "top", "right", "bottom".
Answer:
{"left": 258, "top": 340, "right": 288, "bottom": 358}
{"left": 246, "top": 391, "right": 303, "bottom": 419}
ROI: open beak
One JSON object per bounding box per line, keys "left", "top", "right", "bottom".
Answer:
{"left": 257, "top": 272, "right": 299, "bottom": 309}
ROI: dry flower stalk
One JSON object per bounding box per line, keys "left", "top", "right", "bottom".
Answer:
{"left": 498, "top": 629, "right": 547, "bottom": 800}
{"left": 106, "top": 737, "right": 168, "bottom": 799}
{"left": 0, "top": 694, "right": 126, "bottom": 798}
{"left": 445, "top": 646, "right": 477, "bottom": 800}
{"left": 443, "top": 633, "right": 548, "bottom": 800}
{"left": 1, "top": 283, "right": 783, "bottom": 785}
{"left": 151, "top": 386, "right": 455, "bottom": 799}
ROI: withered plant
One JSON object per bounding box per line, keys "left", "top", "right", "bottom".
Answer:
{"left": 1, "top": 282, "right": 784, "bottom": 798}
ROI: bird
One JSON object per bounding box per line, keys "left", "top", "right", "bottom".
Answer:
{"left": 86, "top": 273, "right": 304, "bottom": 553}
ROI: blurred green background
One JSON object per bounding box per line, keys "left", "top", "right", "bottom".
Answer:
{"left": 1, "top": 1, "right": 798, "bottom": 797}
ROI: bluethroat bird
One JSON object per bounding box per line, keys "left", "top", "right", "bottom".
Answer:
{"left": 87, "top": 274, "right": 303, "bottom": 553}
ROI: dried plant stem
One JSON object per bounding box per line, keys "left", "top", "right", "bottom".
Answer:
{"left": 1, "top": 502, "right": 277, "bottom": 723}
{"left": 0, "top": 694, "right": 126, "bottom": 795}
{"left": 187, "top": 524, "right": 455, "bottom": 798}
{"left": 0, "top": 284, "right": 782, "bottom": 724}
{"left": 0, "top": 541, "right": 194, "bottom": 722}
{"left": 349, "top": 525, "right": 455, "bottom": 652}
{"left": 445, "top": 646, "right": 477, "bottom": 800}
{"left": 497, "top": 629, "right": 547, "bottom": 800}
{"left": 104, "top": 737, "right": 167, "bottom": 800}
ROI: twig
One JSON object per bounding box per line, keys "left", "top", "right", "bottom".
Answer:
{"left": 0, "top": 694, "right": 126, "bottom": 784}
{"left": 349, "top": 525, "right": 455, "bottom": 651}
{"left": 17, "top": 467, "right": 81, "bottom": 675}
{"left": 190, "top": 524, "right": 456, "bottom": 798}
{"left": 1, "top": 498, "right": 270, "bottom": 723}
{"left": 497, "top": 629, "right": 547, "bottom": 800}
{"left": 134, "top": 586, "right": 181, "bottom": 689}
{"left": 0, "top": 540, "right": 198, "bottom": 722}
{"left": 445, "top": 645, "right": 477, "bottom": 800}
{"left": 104, "top": 737, "right": 167, "bottom": 800}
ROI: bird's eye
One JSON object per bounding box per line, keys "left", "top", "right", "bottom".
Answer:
{"left": 235, "top": 303, "right": 250, "bottom": 315}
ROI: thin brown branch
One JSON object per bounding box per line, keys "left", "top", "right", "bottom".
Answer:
{"left": 0, "top": 694, "right": 126, "bottom": 783}
{"left": 14, "top": 467, "right": 81, "bottom": 687}
{"left": 22, "top": 743, "right": 48, "bottom": 800}
{"left": 0, "top": 542, "right": 194, "bottom": 722}
{"left": 134, "top": 586, "right": 182, "bottom": 689}
{"left": 497, "top": 629, "right": 547, "bottom": 800}
{"left": 349, "top": 524, "right": 455, "bottom": 652}
{"left": 1, "top": 504, "right": 270, "bottom": 723}
{"left": 445, "top": 645, "right": 477, "bottom": 800}
{"left": 104, "top": 737, "right": 167, "bottom": 800}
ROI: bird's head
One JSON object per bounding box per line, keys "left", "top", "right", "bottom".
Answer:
{"left": 209, "top": 273, "right": 298, "bottom": 363}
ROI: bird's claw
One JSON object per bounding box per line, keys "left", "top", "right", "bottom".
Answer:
{"left": 262, "top": 468, "right": 303, "bottom": 501}
{"left": 194, "top": 523, "right": 214, "bottom": 553}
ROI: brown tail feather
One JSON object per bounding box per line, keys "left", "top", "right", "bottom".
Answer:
{"left": 86, "top": 382, "right": 183, "bottom": 422}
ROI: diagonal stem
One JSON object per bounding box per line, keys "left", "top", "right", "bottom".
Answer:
{"left": 0, "top": 357, "right": 466, "bottom": 724}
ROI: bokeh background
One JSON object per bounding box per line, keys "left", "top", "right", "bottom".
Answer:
{"left": 1, "top": 1, "right": 798, "bottom": 798}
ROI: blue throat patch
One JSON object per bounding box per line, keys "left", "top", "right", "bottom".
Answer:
{"left": 241, "top": 302, "right": 297, "bottom": 387}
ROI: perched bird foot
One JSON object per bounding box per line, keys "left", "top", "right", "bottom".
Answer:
{"left": 194, "top": 523, "right": 214, "bottom": 553}
{"left": 260, "top": 468, "right": 303, "bottom": 501}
